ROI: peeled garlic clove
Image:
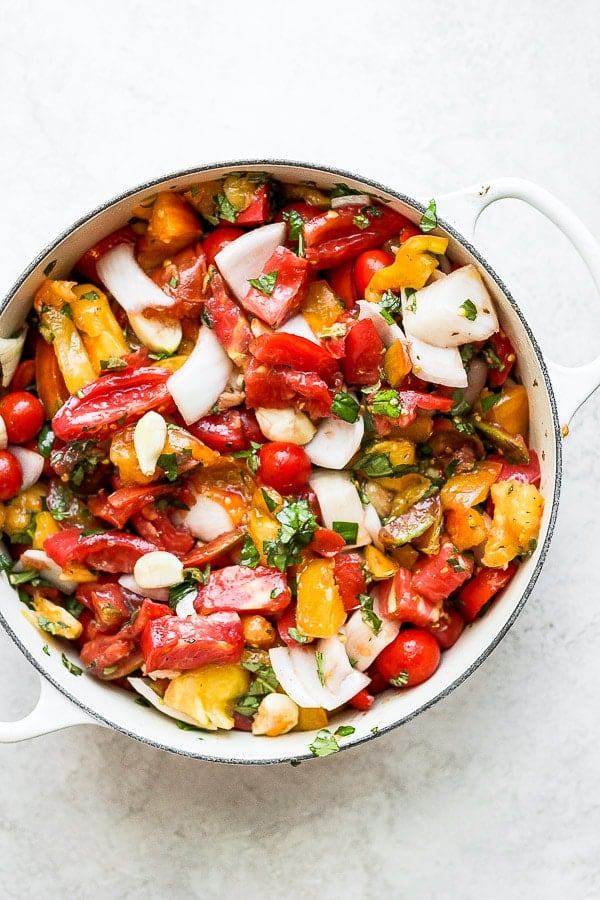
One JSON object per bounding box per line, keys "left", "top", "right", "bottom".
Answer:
{"left": 255, "top": 407, "right": 316, "bottom": 445}
{"left": 133, "top": 550, "right": 183, "bottom": 589}
{"left": 251, "top": 692, "right": 299, "bottom": 736}
{"left": 133, "top": 410, "right": 167, "bottom": 477}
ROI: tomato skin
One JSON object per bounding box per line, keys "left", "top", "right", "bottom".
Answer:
{"left": 0, "top": 450, "right": 22, "bottom": 500}
{"left": 458, "top": 563, "right": 518, "bottom": 623}
{"left": 250, "top": 332, "right": 341, "bottom": 386}
{"left": 44, "top": 527, "right": 159, "bottom": 573}
{"left": 411, "top": 540, "right": 474, "bottom": 604}
{"left": 141, "top": 611, "right": 244, "bottom": 673}
{"left": 303, "top": 205, "right": 413, "bottom": 269}
{"left": 235, "top": 183, "right": 270, "bottom": 225}
{"left": 376, "top": 627, "right": 441, "bottom": 688}
{"left": 204, "top": 271, "right": 253, "bottom": 367}
{"left": 51, "top": 366, "right": 174, "bottom": 441}
{"left": 333, "top": 552, "right": 367, "bottom": 611}
{"left": 241, "top": 246, "right": 309, "bottom": 328}
{"left": 187, "top": 409, "right": 264, "bottom": 452}
{"left": 341, "top": 318, "right": 385, "bottom": 386}
{"left": 0, "top": 391, "right": 45, "bottom": 443}
{"left": 348, "top": 687, "right": 375, "bottom": 711}
{"left": 10, "top": 359, "right": 37, "bottom": 393}
{"left": 489, "top": 450, "right": 541, "bottom": 487}
{"left": 202, "top": 226, "right": 245, "bottom": 265}
{"left": 353, "top": 249, "right": 394, "bottom": 298}
{"left": 427, "top": 605, "right": 465, "bottom": 649}
{"left": 194, "top": 565, "right": 291, "bottom": 615}
{"left": 87, "top": 485, "right": 174, "bottom": 529}
{"left": 399, "top": 223, "right": 421, "bottom": 243}
{"left": 307, "top": 527, "right": 346, "bottom": 558}
{"left": 485, "top": 331, "right": 516, "bottom": 388}
{"left": 326, "top": 260, "right": 358, "bottom": 309}
{"left": 257, "top": 442, "right": 312, "bottom": 495}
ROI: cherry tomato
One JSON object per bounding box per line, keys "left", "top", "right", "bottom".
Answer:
{"left": 0, "top": 450, "right": 22, "bottom": 500}
{"left": 375, "top": 627, "right": 441, "bottom": 688}
{"left": 353, "top": 249, "right": 394, "bottom": 298}
{"left": 202, "top": 226, "right": 245, "bottom": 265}
{"left": 0, "top": 391, "right": 45, "bottom": 443}
{"left": 257, "top": 442, "right": 312, "bottom": 495}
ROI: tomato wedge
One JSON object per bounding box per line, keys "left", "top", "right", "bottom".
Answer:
{"left": 141, "top": 611, "right": 244, "bottom": 674}
{"left": 249, "top": 332, "right": 341, "bottom": 386}
{"left": 458, "top": 562, "right": 518, "bottom": 622}
{"left": 52, "top": 366, "right": 174, "bottom": 441}
{"left": 194, "top": 565, "right": 291, "bottom": 615}
{"left": 44, "top": 527, "right": 159, "bottom": 573}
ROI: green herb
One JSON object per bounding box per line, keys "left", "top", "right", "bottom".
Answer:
{"left": 61, "top": 304, "right": 73, "bottom": 320}
{"left": 235, "top": 660, "right": 280, "bottom": 717}
{"left": 353, "top": 213, "right": 370, "bottom": 230}
{"left": 309, "top": 726, "right": 355, "bottom": 758}
{"left": 231, "top": 441, "right": 263, "bottom": 475}
{"left": 390, "top": 669, "right": 409, "bottom": 687}
{"left": 480, "top": 392, "right": 501, "bottom": 413}
{"left": 148, "top": 349, "right": 176, "bottom": 361}
{"left": 37, "top": 423, "right": 55, "bottom": 459}
{"left": 157, "top": 452, "right": 179, "bottom": 482}
{"left": 214, "top": 192, "right": 237, "bottom": 223}
{"left": 79, "top": 289, "right": 100, "bottom": 301}
{"left": 100, "top": 357, "right": 128, "bottom": 371}
{"left": 459, "top": 299, "right": 478, "bottom": 321}
{"left": 330, "top": 183, "right": 359, "bottom": 198}
{"left": 330, "top": 392, "right": 360, "bottom": 424}
{"left": 9, "top": 569, "right": 48, "bottom": 587}
{"left": 332, "top": 521, "right": 359, "bottom": 544}
{"left": 43, "top": 259, "right": 57, "bottom": 277}
{"left": 47, "top": 482, "right": 74, "bottom": 521}
{"left": 371, "top": 726, "right": 379, "bottom": 735}
{"left": 261, "top": 488, "right": 279, "bottom": 513}
{"left": 287, "top": 627, "right": 310, "bottom": 644}
{"left": 451, "top": 390, "right": 471, "bottom": 417}
{"left": 282, "top": 209, "right": 306, "bottom": 257}
{"left": 363, "top": 206, "right": 382, "bottom": 219}
{"left": 61, "top": 653, "right": 83, "bottom": 676}
{"left": 263, "top": 498, "right": 318, "bottom": 572}
{"left": 482, "top": 345, "right": 504, "bottom": 372}
{"left": 419, "top": 199, "right": 438, "bottom": 233}
{"left": 36, "top": 616, "right": 67, "bottom": 636}
{"left": 454, "top": 418, "right": 475, "bottom": 435}
{"left": 0, "top": 555, "right": 12, "bottom": 573}
{"left": 405, "top": 287, "right": 418, "bottom": 314}
{"left": 528, "top": 538, "right": 538, "bottom": 553}
{"left": 169, "top": 276, "right": 179, "bottom": 289}
{"left": 378, "top": 290, "right": 403, "bottom": 322}
{"left": 134, "top": 696, "right": 150, "bottom": 707}
{"left": 315, "top": 650, "right": 325, "bottom": 686}
{"left": 367, "top": 388, "right": 403, "bottom": 419}
{"left": 248, "top": 270, "right": 278, "bottom": 296}
{"left": 240, "top": 534, "right": 260, "bottom": 569}
{"left": 447, "top": 556, "right": 468, "bottom": 573}
{"left": 103, "top": 665, "right": 118, "bottom": 676}
{"left": 460, "top": 343, "right": 474, "bottom": 366}
{"left": 290, "top": 759, "right": 301, "bottom": 767}
{"left": 359, "top": 593, "right": 382, "bottom": 635}
{"left": 42, "top": 644, "right": 50, "bottom": 657}
{"left": 352, "top": 451, "right": 417, "bottom": 479}
{"left": 168, "top": 566, "right": 210, "bottom": 610}
{"left": 175, "top": 719, "right": 205, "bottom": 732}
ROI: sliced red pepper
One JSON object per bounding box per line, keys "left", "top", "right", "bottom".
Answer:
{"left": 148, "top": 242, "right": 207, "bottom": 318}
{"left": 304, "top": 205, "right": 412, "bottom": 269}
{"left": 241, "top": 245, "right": 309, "bottom": 328}
{"left": 235, "top": 183, "right": 271, "bottom": 225}
{"left": 44, "top": 527, "right": 159, "bottom": 573}
{"left": 485, "top": 331, "right": 516, "bottom": 388}
{"left": 187, "top": 409, "right": 264, "bottom": 452}
{"left": 333, "top": 552, "right": 367, "bottom": 611}
{"left": 204, "top": 271, "right": 253, "bottom": 367}
{"left": 75, "top": 225, "right": 136, "bottom": 284}
{"left": 244, "top": 359, "right": 334, "bottom": 419}
{"left": 411, "top": 539, "right": 474, "bottom": 604}
{"left": 88, "top": 485, "right": 174, "bottom": 529}
{"left": 249, "top": 332, "right": 341, "bottom": 386}
{"left": 458, "top": 562, "right": 519, "bottom": 622}
{"left": 51, "top": 366, "right": 174, "bottom": 441}
{"left": 141, "top": 611, "right": 244, "bottom": 673}
{"left": 341, "top": 318, "right": 385, "bottom": 386}
{"left": 194, "top": 565, "right": 291, "bottom": 615}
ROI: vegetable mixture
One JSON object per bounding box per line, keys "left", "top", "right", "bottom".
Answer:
{"left": 0, "top": 173, "right": 544, "bottom": 752}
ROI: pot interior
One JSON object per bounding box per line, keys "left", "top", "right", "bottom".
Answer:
{"left": 0, "top": 161, "right": 560, "bottom": 763}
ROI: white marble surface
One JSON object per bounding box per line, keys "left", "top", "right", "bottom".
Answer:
{"left": 1, "top": 1, "right": 600, "bottom": 897}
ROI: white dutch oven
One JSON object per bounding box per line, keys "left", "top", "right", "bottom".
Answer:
{"left": 1, "top": 162, "right": 599, "bottom": 764}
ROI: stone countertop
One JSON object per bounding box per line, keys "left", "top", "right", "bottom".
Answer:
{"left": 1, "top": 1, "right": 599, "bottom": 897}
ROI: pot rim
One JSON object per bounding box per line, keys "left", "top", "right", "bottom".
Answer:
{"left": 0, "top": 159, "right": 562, "bottom": 763}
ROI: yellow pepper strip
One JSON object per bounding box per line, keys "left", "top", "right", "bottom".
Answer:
{"left": 296, "top": 557, "right": 346, "bottom": 639}
{"left": 71, "top": 284, "right": 130, "bottom": 371}
{"left": 481, "top": 480, "right": 544, "bottom": 567}
{"left": 34, "top": 280, "right": 97, "bottom": 393}
{"left": 366, "top": 235, "right": 449, "bottom": 296}
{"left": 163, "top": 664, "right": 250, "bottom": 730}
{"left": 24, "top": 595, "right": 82, "bottom": 641}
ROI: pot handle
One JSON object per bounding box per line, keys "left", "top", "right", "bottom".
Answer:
{"left": 0, "top": 675, "right": 97, "bottom": 742}
{"left": 436, "top": 177, "right": 600, "bottom": 424}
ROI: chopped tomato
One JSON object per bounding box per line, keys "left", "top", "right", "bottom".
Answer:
{"left": 304, "top": 204, "right": 413, "bottom": 269}
{"left": 75, "top": 225, "right": 136, "bottom": 284}
{"left": 333, "top": 552, "right": 367, "bottom": 611}
{"left": 341, "top": 318, "right": 385, "bottom": 386}
{"left": 44, "top": 527, "right": 159, "bottom": 573}
{"left": 202, "top": 226, "right": 245, "bottom": 265}
{"left": 381, "top": 567, "right": 439, "bottom": 627}
{"left": 375, "top": 627, "right": 441, "bottom": 687}
{"left": 348, "top": 687, "right": 375, "bottom": 711}
{"left": 411, "top": 540, "right": 474, "bottom": 603}
{"left": 458, "top": 562, "right": 518, "bottom": 622}
{"left": 141, "top": 611, "right": 244, "bottom": 673}
{"left": 76, "top": 581, "right": 130, "bottom": 633}
{"left": 241, "top": 245, "right": 309, "bottom": 327}
{"left": 244, "top": 358, "right": 335, "bottom": 419}
{"left": 148, "top": 242, "right": 207, "bottom": 317}
{"left": 205, "top": 271, "right": 253, "bottom": 367}
{"left": 250, "top": 332, "right": 341, "bottom": 386}
{"left": 485, "top": 331, "right": 516, "bottom": 387}
{"left": 187, "top": 409, "right": 264, "bottom": 452}
{"left": 326, "top": 260, "right": 358, "bottom": 309}
{"left": 235, "top": 183, "right": 271, "bottom": 225}
{"left": 194, "top": 565, "right": 291, "bottom": 615}
{"left": 257, "top": 442, "right": 312, "bottom": 495}
{"left": 489, "top": 450, "right": 541, "bottom": 486}
{"left": 181, "top": 527, "right": 246, "bottom": 569}
{"left": 307, "top": 527, "right": 346, "bottom": 558}
{"left": 427, "top": 604, "right": 465, "bottom": 649}
{"left": 131, "top": 509, "right": 195, "bottom": 555}
{"left": 88, "top": 485, "right": 174, "bottom": 529}
{"left": 51, "top": 366, "right": 174, "bottom": 441}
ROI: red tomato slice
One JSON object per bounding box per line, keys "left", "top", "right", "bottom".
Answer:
{"left": 187, "top": 409, "right": 264, "bottom": 452}
{"left": 333, "top": 552, "right": 367, "bottom": 611}
{"left": 341, "top": 318, "right": 385, "bottom": 386}
{"left": 304, "top": 205, "right": 412, "bottom": 269}
{"left": 485, "top": 331, "right": 516, "bottom": 387}
{"left": 148, "top": 243, "right": 207, "bottom": 316}
{"left": 375, "top": 627, "right": 441, "bottom": 687}
{"left": 458, "top": 562, "right": 518, "bottom": 622}
{"left": 204, "top": 271, "right": 253, "bottom": 367}
{"left": 326, "top": 260, "right": 358, "bottom": 309}
{"left": 194, "top": 565, "right": 291, "bottom": 615}
{"left": 411, "top": 540, "right": 474, "bottom": 604}
{"left": 489, "top": 450, "right": 541, "bottom": 486}
{"left": 131, "top": 510, "right": 195, "bottom": 555}
{"left": 427, "top": 604, "right": 465, "bottom": 649}
{"left": 380, "top": 567, "right": 439, "bottom": 627}
{"left": 202, "top": 226, "right": 245, "bottom": 265}
{"left": 307, "top": 528, "right": 346, "bottom": 558}
{"left": 241, "top": 245, "right": 309, "bottom": 327}
{"left": 244, "top": 359, "right": 334, "bottom": 419}
{"left": 250, "top": 332, "right": 341, "bottom": 386}
{"left": 235, "top": 184, "right": 271, "bottom": 225}
{"left": 51, "top": 366, "right": 174, "bottom": 441}
{"left": 44, "top": 527, "right": 159, "bottom": 573}
{"left": 141, "top": 611, "right": 244, "bottom": 673}
{"left": 348, "top": 687, "right": 375, "bottom": 711}
{"left": 88, "top": 485, "right": 174, "bottom": 529}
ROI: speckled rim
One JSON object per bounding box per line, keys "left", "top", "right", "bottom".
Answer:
{"left": 0, "top": 160, "right": 562, "bottom": 764}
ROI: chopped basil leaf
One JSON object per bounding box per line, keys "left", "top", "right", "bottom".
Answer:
{"left": 157, "top": 452, "right": 179, "bottom": 481}
{"left": 61, "top": 653, "right": 82, "bottom": 676}
{"left": 37, "top": 423, "right": 56, "bottom": 459}
{"left": 134, "top": 696, "right": 150, "bottom": 707}
{"left": 447, "top": 556, "right": 468, "bottom": 573}
{"left": 330, "top": 392, "right": 360, "bottom": 424}
{"left": 359, "top": 593, "right": 382, "bottom": 635}
{"left": 79, "top": 289, "right": 100, "bottom": 301}
{"left": 231, "top": 441, "right": 263, "bottom": 475}
{"left": 379, "top": 290, "right": 403, "bottom": 321}
{"left": 352, "top": 451, "right": 417, "bottom": 479}
{"left": 309, "top": 729, "right": 341, "bottom": 757}
{"left": 42, "top": 644, "right": 50, "bottom": 656}
{"left": 419, "top": 199, "right": 438, "bottom": 233}
{"left": 175, "top": 719, "right": 205, "bottom": 732}
{"left": 287, "top": 627, "right": 310, "bottom": 644}
{"left": 482, "top": 344, "right": 504, "bottom": 371}
{"left": 390, "top": 669, "right": 409, "bottom": 687}
{"left": 405, "top": 287, "right": 418, "bottom": 314}
{"left": 103, "top": 665, "right": 119, "bottom": 676}
{"left": 282, "top": 208, "right": 306, "bottom": 257}
{"left": 480, "top": 392, "right": 501, "bottom": 413}
{"left": 36, "top": 616, "right": 67, "bottom": 636}
{"left": 460, "top": 343, "right": 474, "bottom": 365}
{"left": 367, "top": 388, "right": 403, "bottom": 419}
{"left": 169, "top": 275, "right": 179, "bottom": 289}
{"left": 459, "top": 299, "right": 478, "bottom": 321}
{"left": 353, "top": 213, "right": 370, "bottom": 230}
{"left": 450, "top": 390, "right": 471, "bottom": 417}
{"left": 235, "top": 660, "right": 280, "bottom": 716}
{"left": 261, "top": 488, "right": 278, "bottom": 513}
{"left": 330, "top": 183, "right": 359, "bottom": 198}
{"left": 100, "top": 357, "right": 128, "bottom": 371}
{"left": 332, "top": 521, "right": 359, "bottom": 544}
{"left": 63, "top": 595, "right": 85, "bottom": 619}
{"left": 315, "top": 650, "right": 325, "bottom": 685}
{"left": 43, "top": 259, "right": 57, "bottom": 277}
{"left": 240, "top": 534, "right": 260, "bottom": 569}
{"left": 263, "top": 498, "right": 317, "bottom": 572}
{"left": 248, "top": 270, "right": 278, "bottom": 296}
{"left": 214, "top": 192, "right": 237, "bottom": 223}
{"left": 334, "top": 725, "right": 356, "bottom": 737}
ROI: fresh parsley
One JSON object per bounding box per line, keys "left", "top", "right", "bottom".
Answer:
{"left": 390, "top": 669, "right": 409, "bottom": 687}
{"left": 248, "top": 270, "right": 278, "bottom": 296}
{"left": 359, "top": 593, "right": 382, "bottom": 635}
{"left": 282, "top": 208, "right": 306, "bottom": 257}
{"left": 367, "top": 388, "right": 404, "bottom": 419}
{"left": 263, "top": 498, "right": 318, "bottom": 572}
{"left": 287, "top": 627, "right": 310, "bottom": 644}
{"left": 240, "top": 534, "right": 260, "bottom": 569}
{"left": 308, "top": 725, "right": 356, "bottom": 757}
{"left": 61, "top": 653, "right": 82, "bottom": 676}
{"left": 459, "top": 299, "right": 478, "bottom": 321}
{"left": 330, "top": 392, "right": 360, "bottom": 424}
{"left": 480, "top": 392, "right": 501, "bottom": 414}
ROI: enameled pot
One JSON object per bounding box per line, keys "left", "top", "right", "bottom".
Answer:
{"left": 1, "top": 161, "right": 599, "bottom": 764}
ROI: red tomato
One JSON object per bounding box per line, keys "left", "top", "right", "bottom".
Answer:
{"left": 149, "top": 243, "right": 207, "bottom": 316}
{"left": 411, "top": 540, "right": 474, "bottom": 604}
{"left": 307, "top": 528, "right": 346, "bottom": 558}
{"left": 244, "top": 358, "right": 334, "bottom": 419}
{"left": 257, "top": 442, "right": 312, "bottom": 494}
{"left": 75, "top": 225, "right": 136, "bottom": 284}
{"left": 88, "top": 485, "right": 174, "bottom": 529}
{"left": 381, "top": 568, "right": 439, "bottom": 626}
{"left": 235, "top": 184, "right": 271, "bottom": 225}
{"left": 44, "top": 527, "right": 159, "bottom": 573}
{"left": 0, "top": 391, "right": 45, "bottom": 443}
{"left": 326, "top": 260, "right": 357, "bottom": 309}
{"left": 458, "top": 563, "right": 518, "bottom": 623}
{"left": 485, "top": 331, "right": 516, "bottom": 387}
{"left": 341, "top": 318, "right": 385, "bottom": 386}
{"left": 348, "top": 687, "right": 375, "bottom": 711}
{"left": 489, "top": 450, "right": 541, "bottom": 486}
{"left": 9, "top": 359, "right": 37, "bottom": 393}
{"left": 131, "top": 510, "right": 195, "bottom": 555}
{"left": 204, "top": 271, "right": 253, "bottom": 367}
{"left": 187, "top": 409, "right": 264, "bottom": 452}
{"left": 427, "top": 605, "right": 465, "bottom": 649}
{"left": 241, "top": 246, "right": 309, "bottom": 328}
{"left": 304, "top": 205, "right": 413, "bottom": 269}
{"left": 399, "top": 223, "right": 421, "bottom": 243}
{"left": 141, "top": 611, "right": 244, "bottom": 673}
{"left": 77, "top": 581, "right": 130, "bottom": 633}
{"left": 250, "top": 332, "right": 341, "bottom": 386}
{"left": 376, "top": 627, "right": 441, "bottom": 688}
{"left": 194, "top": 565, "right": 291, "bottom": 615}
{"left": 51, "top": 366, "right": 174, "bottom": 441}
{"left": 0, "top": 450, "right": 22, "bottom": 500}
{"left": 202, "top": 226, "right": 245, "bottom": 265}
{"left": 353, "top": 249, "right": 394, "bottom": 298}
{"left": 333, "top": 552, "right": 367, "bottom": 611}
